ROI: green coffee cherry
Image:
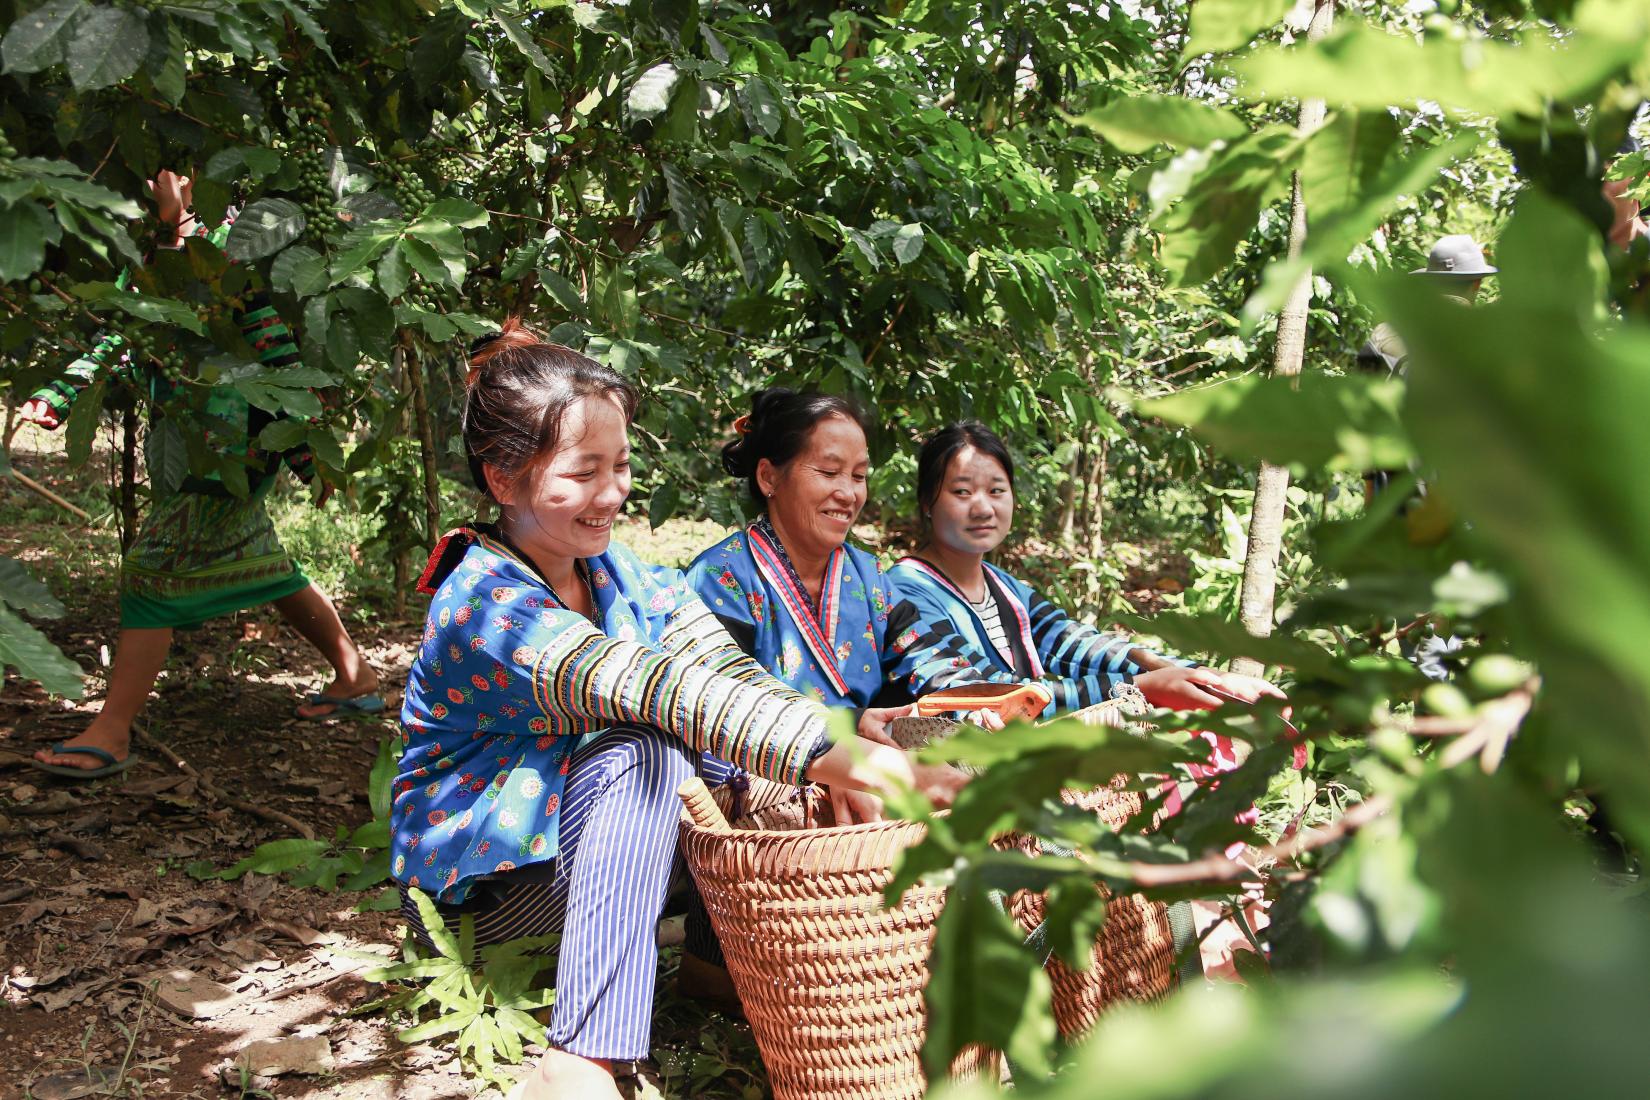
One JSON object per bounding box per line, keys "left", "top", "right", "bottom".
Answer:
{"left": 1468, "top": 655, "right": 1535, "bottom": 695}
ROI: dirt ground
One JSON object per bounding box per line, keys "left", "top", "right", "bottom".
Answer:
{"left": 0, "top": 424, "right": 1184, "bottom": 1099}
{"left": 0, "top": 431, "right": 778, "bottom": 1100}
{"left": 0, "top": 589, "right": 474, "bottom": 1098}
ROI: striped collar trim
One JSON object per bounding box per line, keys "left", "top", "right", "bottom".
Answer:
{"left": 748, "top": 523, "right": 850, "bottom": 697}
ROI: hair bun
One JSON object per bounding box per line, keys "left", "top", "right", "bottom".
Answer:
{"left": 468, "top": 318, "right": 543, "bottom": 370}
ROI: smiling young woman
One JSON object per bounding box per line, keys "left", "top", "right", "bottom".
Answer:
{"left": 888, "top": 421, "right": 1287, "bottom": 714}
{"left": 397, "top": 331, "right": 970, "bottom": 1100}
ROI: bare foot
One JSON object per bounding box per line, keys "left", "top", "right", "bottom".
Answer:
{"left": 507, "top": 1049, "right": 620, "bottom": 1100}
{"left": 33, "top": 716, "right": 131, "bottom": 770}
{"left": 295, "top": 667, "right": 382, "bottom": 719}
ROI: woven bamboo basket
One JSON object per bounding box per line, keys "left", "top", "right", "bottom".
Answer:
{"left": 678, "top": 778, "right": 995, "bottom": 1100}
{"left": 1002, "top": 781, "right": 1175, "bottom": 1038}
{"left": 899, "top": 695, "right": 1176, "bottom": 1040}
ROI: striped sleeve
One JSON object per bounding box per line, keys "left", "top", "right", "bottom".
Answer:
{"left": 531, "top": 608, "right": 828, "bottom": 786}
{"left": 1027, "top": 593, "right": 1189, "bottom": 708}
{"left": 658, "top": 596, "right": 825, "bottom": 712}
{"left": 883, "top": 597, "right": 1014, "bottom": 699}
{"left": 26, "top": 329, "right": 137, "bottom": 429}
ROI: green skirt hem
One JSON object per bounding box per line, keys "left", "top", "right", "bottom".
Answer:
{"left": 120, "top": 566, "right": 309, "bottom": 630}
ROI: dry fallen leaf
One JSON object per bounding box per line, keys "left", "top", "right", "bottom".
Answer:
{"left": 24, "top": 1067, "right": 119, "bottom": 1100}
{"left": 235, "top": 1035, "right": 336, "bottom": 1076}
{"left": 140, "top": 968, "right": 240, "bottom": 1019}
{"left": 36, "top": 978, "right": 108, "bottom": 1013}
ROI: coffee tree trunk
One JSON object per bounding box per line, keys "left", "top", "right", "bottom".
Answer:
{"left": 1232, "top": 0, "right": 1336, "bottom": 678}
{"left": 404, "top": 338, "right": 442, "bottom": 546}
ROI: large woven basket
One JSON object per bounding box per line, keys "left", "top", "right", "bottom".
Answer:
{"left": 678, "top": 779, "right": 993, "bottom": 1100}
{"left": 1002, "top": 782, "right": 1175, "bottom": 1037}
{"left": 900, "top": 695, "right": 1177, "bottom": 1039}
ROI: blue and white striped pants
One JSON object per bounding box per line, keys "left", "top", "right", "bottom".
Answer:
{"left": 401, "top": 725, "right": 733, "bottom": 1061}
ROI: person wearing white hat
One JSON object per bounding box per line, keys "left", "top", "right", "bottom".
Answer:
{"left": 1358, "top": 233, "right": 1497, "bottom": 378}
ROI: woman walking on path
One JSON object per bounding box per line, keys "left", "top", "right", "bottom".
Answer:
{"left": 24, "top": 169, "right": 379, "bottom": 779}
{"left": 394, "top": 324, "right": 965, "bottom": 1099}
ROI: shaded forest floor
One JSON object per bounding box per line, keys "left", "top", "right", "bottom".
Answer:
{"left": 0, "top": 428, "right": 1187, "bottom": 1099}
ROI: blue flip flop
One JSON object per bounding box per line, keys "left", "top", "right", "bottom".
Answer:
{"left": 32, "top": 743, "right": 136, "bottom": 780}
{"left": 298, "top": 692, "right": 386, "bottom": 720}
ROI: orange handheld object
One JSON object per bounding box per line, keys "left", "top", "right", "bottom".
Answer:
{"left": 915, "top": 682, "right": 1053, "bottom": 722}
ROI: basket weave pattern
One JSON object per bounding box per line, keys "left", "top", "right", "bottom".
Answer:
{"left": 681, "top": 786, "right": 990, "bottom": 1100}
{"left": 1004, "top": 783, "right": 1175, "bottom": 1038}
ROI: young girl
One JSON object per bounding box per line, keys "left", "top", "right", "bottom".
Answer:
{"left": 395, "top": 325, "right": 966, "bottom": 1099}
{"left": 888, "top": 421, "right": 1284, "bottom": 713}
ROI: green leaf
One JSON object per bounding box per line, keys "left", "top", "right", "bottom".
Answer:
{"left": 1184, "top": 0, "right": 1294, "bottom": 56}
{"left": 348, "top": 819, "right": 390, "bottom": 849}
{"left": 256, "top": 419, "right": 308, "bottom": 452}
{"left": 923, "top": 867, "right": 1055, "bottom": 1078}
{"left": 1118, "top": 611, "right": 1348, "bottom": 681}
{"left": 1, "top": 0, "right": 86, "bottom": 75}
{"left": 329, "top": 226, "right": 398, "bottom": 282}
{"left": 422, "top": 198, "right": 489, "bottom": 229}
{"left": 395, "top": 237, "right": 452, "bottom": 288}
{"left": 892, "top": 223, "right": 925, "bottom": 265}
{"left": 1385, "top": 192, "right": 1650, "bottom": 837}
{"left": 377, "top": 243, "right": 410, "bottom": 299}
{"left": 495, "top": 12, "right": 555, "bottom": 77}
{"left": 1300, "top": 110, "right": 1399, "bottom": 226}
{"left": 1242, "top": 133, "right": 1475, "bottom": 324}
{"left": 63, "top": 375, "right": 105, "bottom": 467}
{"left": 0, "top": 604, "right": 83, "bottom": 698}
{"left": 152, "top": 18, "right": 185, "bottom": 104}
{"left": 325, "top": 313, "right": 361, "bottom": 371}
{"left": 225, "top": 198, "right": 306, "bottom": 262}
{"left": 1068, "top": 94, "right": 1248, "bottom": 154}
{"left": 0, "top": 557, "right": 65, "bottom": 619}
{"left": 539, "top": 268, "right": 584, "bottom": 315}
{"left": 739, "top": 75, "right": 783, "bottom": 137}
{"left": 0, "top": 202, "right": 47, "bottom": 282}
{"left": 648, "top": 480, "right": 679, "bottom": 529}
{"left": 1153, "top": 127, "right": 1300, "bottom": 285}
{"left": 1230, "top": 20, "right": 1644, "bottom": 118}
{"left": 65, "top": 3, "right": 147, "bottom": 90}
{"left": 407, "top": 887, "right": 461, "bottom": 961}
{"left": 145, "top": 418, "right": 187, "bottom": 495}
{"left": 270, "top": 245, "right": 328, "bottom": 298}
{"left": 1138, "top": 372, "right": 1412, "bottom": 472}
{"left": 307, "top": 426, "right": 346, "bottom": 470}
{"left": 369, "top": 735, "right": 397, "bottom": 820}
{"left": 660, "top": 160, "right": 707, "bottom": 247}
{"left": 627, "top": 62, "right": 679, "bottom": 121}
{"left": 210, "top": 838, "right": 330, "bottom": 881}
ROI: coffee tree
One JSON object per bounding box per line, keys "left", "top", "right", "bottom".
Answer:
{"left": 0, "top": 0, "right": 1645, "bottom": 1093}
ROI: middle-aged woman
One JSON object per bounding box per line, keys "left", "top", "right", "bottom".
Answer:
{"left": 394, "top": 328, "right": 967, "bottom": 1100}
{"left": 685, "top": 389, "right": 1016, "bottom": 713}
{"left": 887, "top": 420, "right": 1287, "bottom": 714}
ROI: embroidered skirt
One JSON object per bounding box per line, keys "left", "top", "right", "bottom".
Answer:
{"left": 119, "top": 489, "right": 308, "bottom": 630}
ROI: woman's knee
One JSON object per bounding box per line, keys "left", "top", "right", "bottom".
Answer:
{"left": 572, "top": 725, "right": 696, "bottom": 802}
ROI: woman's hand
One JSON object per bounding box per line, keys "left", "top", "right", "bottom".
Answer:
{"left": 828, "top": 785, "right": 885, "bottom": 825}
{"left": 805, "top": 736, "right": 972, "bottom": 811}
{"left": 857, "top": 703, "right": 917, "bottom": 746}
{"left": 909, "top": 760, "right": 970, "bottom": 808}
{"left": 1133, "top": 665, "right": 1286, "bottom": 711}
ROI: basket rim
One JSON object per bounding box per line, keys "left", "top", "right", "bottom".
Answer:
{"left": 680, "top": 811, "right": 931, "bottom": 843}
